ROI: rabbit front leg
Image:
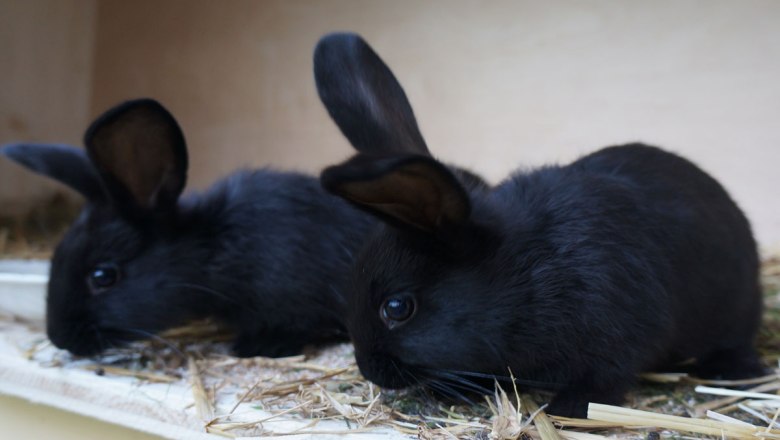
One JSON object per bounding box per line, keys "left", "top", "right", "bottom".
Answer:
{"left": 231, "top": 330, "right": 305, "bottom": 358}
{"left": 546, "top": 374, "right": 632, "bottom": 418}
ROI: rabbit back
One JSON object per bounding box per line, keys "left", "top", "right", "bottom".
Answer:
{"left": 492, "top": 142, "right": 761, "bottom": 374}
{"left": 572, "top": 144, "right": 761, "bottom": 364}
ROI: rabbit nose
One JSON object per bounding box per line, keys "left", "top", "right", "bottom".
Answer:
{"left": 46, "top": 320, "right": 102, "bottom": 356}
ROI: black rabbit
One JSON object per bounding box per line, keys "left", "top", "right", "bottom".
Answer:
{"left": 1, "top": 99, "right": 376, "bottom": 358}
{"left": 313, "top": 33, "right": 765, "bottom": 418}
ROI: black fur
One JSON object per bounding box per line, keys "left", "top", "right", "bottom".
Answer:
{"left": 314, "top": 33, "right": 764, "bottom": 418}
{"left": 314, "top": 33, "right": 428, "bottom": 155}
{"left": 1, "top": 99, "right": 375, "bottom": 358}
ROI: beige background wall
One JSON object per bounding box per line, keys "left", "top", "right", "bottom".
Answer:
{"left": 1, "top": 0, "right": 779, "bottom": 248}
{"left": 0, "top": 0, "right": 96, "bottom": 214}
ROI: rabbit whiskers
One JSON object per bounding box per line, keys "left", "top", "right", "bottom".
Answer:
{"left": 98, "top": 326, "right": 186, "bottom": 358}
{"left": 417, "top": 367, "right": 565, "bottom": 406}
{"left": 168, "top": 282, "right": 258, "bottom": 313}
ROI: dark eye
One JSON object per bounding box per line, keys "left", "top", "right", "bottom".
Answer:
{"left": 380, "top": 294, "right": 416, "bottom": 328}
{"left": 87, "top": 263, "right": 120, "bottom": 294}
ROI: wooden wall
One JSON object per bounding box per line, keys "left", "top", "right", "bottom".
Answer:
{"left": 2, "top": 0, "right": 779, "bottom": 247}
{"left": 0, "top": 0, "right": 95, "bottom": 215}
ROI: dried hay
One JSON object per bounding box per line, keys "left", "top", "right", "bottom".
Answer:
{"left": 3, "top": 256, "right": 780, "bottom": 438}
{"left": 0, "top": 193, "right": 79, "bottom": 260}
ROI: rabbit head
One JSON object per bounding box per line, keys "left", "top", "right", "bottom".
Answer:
{"left": 314, "top": 34, "right": 529, "bottom": 390}
{"left": 1, "top": 99, "right": 202, "bottom": 356}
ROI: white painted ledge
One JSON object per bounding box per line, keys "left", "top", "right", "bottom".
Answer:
{"left": 0, "top": 260, "right": 48, "bottom": 322}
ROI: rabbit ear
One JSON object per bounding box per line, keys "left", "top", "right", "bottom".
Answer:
{"left": 1, "top": 143, "right": 105, "bottom": 201}
{"left": 322, "top": 154, "right": 470, "bottom": 235}
{"left": 314, "top": 32, "right": 430, "bottom": 156}
{"left": 84, "top": 99, "right": 188, "bottom": 216}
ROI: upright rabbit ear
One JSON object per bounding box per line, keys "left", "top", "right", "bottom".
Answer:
{"left": 322, "top": 154, "right": 470, "bottom": 235}
{"left": 84, "top": 99, "right": 188, "bottom": 216}
{"left": 314, "top": 32, "right": 430, "bottom": 156}
{"left": 1, "top": 143, "right": 104, "bottom": 201}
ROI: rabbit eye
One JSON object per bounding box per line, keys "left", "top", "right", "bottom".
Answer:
{"left": 87, "top": 263, "right": 120, "bottom": 294}
{"left": 380, "top": 294, "right": 416, "bottom": 328}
